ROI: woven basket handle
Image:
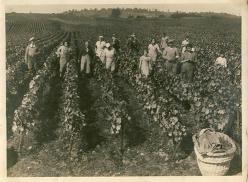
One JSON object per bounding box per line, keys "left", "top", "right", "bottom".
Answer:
{"left": 192, "top": 134, "right": 200, "bottom": 148}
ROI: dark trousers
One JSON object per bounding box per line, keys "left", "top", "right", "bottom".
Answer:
{"left": 181, "top": 62, "right": 194, "bottom": 82}
{"left": 27, "top": 56, "right": 38, "bottom": 73}
{"left": 165, "top": 60, "right": 177, "bottom": 74}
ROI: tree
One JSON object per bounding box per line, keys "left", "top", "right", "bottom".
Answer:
{"left": 111, "top": 8, "right": 121, "bottom": 18}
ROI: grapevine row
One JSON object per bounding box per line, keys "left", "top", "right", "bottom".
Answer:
{"left": 11, "top": 51, "right": 60, "bottom": 152}
{"left": 7, "top": 32, "right": 70, "bottom": 138}
{"left": 58, "top": 32, "right": 86, "bottom": 158}
{"left": 118, "top": 57, "right": 187, "bottom": 145}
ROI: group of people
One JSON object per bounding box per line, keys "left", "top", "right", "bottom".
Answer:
{"left": 139, "top": 35, "right": 197, "bottom": 81}
{"left": 24, "top": 33, "right": 228, "bottom": 82}
{"left": 94, "top": 34, "right": 120, "bottom": 72}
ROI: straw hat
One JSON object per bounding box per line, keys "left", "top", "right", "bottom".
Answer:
{"left": 131, "top": 33, "right": 136, "bottom": 37}
{"left": 29, "top": 37, "right": 35, "bottom": 42}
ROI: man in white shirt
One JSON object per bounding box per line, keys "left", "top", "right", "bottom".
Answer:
{"left": 162, "top": 39, "right": 180, "bottom": 75}
{"left": 95, "top": 36, "right": 106, "bottom": 63}
{"left": 25, "top": 37, "right": 40, "bottom": 73}
{"left": 215, "top": 53, "right": 227, "bottom": 68}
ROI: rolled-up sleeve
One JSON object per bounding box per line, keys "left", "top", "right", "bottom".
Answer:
{"left": 175, "top": 48, "right": 179, "bottom": 58}
{"left": 24, "top": 46, "right": 29, "bottom": 62}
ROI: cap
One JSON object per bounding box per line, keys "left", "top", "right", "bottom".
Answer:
{"left": 168, "top": 39, "right": 174, "bottom": 43}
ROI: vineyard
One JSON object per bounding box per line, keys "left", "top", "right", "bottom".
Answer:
{"left": 6, "top": 13, "right": 241, "bottom": 176}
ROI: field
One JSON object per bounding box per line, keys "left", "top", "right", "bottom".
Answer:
{"left": 6, "top": 13, "right": 241, "bottom": 176}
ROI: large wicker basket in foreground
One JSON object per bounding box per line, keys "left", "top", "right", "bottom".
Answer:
{"left": 192, "top": 132, "right": 236, "bottom": 176}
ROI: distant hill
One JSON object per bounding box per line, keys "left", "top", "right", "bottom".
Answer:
{"left": 5, "top": 9, "right": 240, "bottom": 24}
{"left": 59, "top": 8, "right": 239, "bottom": 19}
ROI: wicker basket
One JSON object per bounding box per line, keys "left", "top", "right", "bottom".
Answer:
{"left": 192, "top": 132, "right": 236, "bottom": 176}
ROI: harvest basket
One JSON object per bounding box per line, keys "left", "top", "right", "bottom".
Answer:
{"left": 192, "top": 132, "right": 236, "bottom": 176}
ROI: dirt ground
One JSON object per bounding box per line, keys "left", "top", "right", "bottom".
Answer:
{"left": 7, "top": 138, "right": 241, "bottom": 176}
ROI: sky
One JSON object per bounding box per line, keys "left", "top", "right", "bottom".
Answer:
{"left": 4, "top": 3, "right": 241, "bottom": 16}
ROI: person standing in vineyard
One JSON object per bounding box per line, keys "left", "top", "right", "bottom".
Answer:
{"left": 112, "top": 34, "right": 121, "bottom": 72}
{"left": 78, "top": 40, "right": 94, "bottom": 76}
{"left": 112, "top": 34, "right": 120, "bottom": 53}
{"left": 162, "top": 39, "right": 180, "bottom": 75}
{"left": 148, "top": 38, "right": 162, "bottom": 63}
{"left": 180, "top": 43, "right": 197, "bottom": 82}
{"left": 95, "top": 36, "right": 106, "bottom": 63}
{"left": 160, "top": 32, "right": 169, "bottom": 50}
{"left": 127, "top": 33, "right": 140, "bottom": 56}
{"left": 24, "top": 37, "right": 40, "bottom": 74}
{"left": 104, "top": 43, "right": 116, "bottom": 72}
{"left": 181, "top": 36, "right": 190, "bottom": 53}
{"left": 139, "top": 49, "right": 151, "bottom": 78}
{"left": 56, "top": 41, "right": 72, "bottom": 78}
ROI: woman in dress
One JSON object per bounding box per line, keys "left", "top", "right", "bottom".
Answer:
{"left": 148, "top": 38, "right": 161, "bottom": 63}
{"left": 95, "top": 35, "right": 106, "bottom": 63}
{"left": 56, "top": 41, "right": 72, "bottom": 78}
{"left": 104, "top": 43, "right": 116, "bottom": 72}
{"left": 139, "top": 49, "right": 151, "bottom": 78}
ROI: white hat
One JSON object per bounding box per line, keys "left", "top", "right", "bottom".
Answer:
{"left": 99, "top": 35, "right": 103, "bottom": 38}
{"left": 131, "top": 33, "right": 136, "bottom": 37}
{"left": 105, "top": 43, "right": 110, "bottom": 48}
{"left": 168, "top": 39, "right": 174, "bottom": 43}
{"left": 29, "top": 37, "right": 35, "bottom": 42}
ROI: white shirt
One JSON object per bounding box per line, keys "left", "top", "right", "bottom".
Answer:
{"left": 181, "top": 39, "right": 189, "bottom": 53}
{"left": 182, "top": 39, "right": 189, "bottom": 47}
{"left": 95, "top": 41, "right": 106, "bottom": 57}
{"left": 215, "top": 57, "right": 227, "bottom": 67}
{"left": 56, "top": 45, "right": 71, "bottom": 58}
{"left": 104, "top": 48, "right": 115, "bottom": 62}
{"left": 29, "top": 43, "right": 36, "bottom": 48}
{"left": 148, "top": 44, "right": 161, "bottom": 57}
